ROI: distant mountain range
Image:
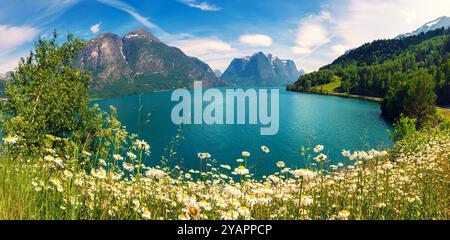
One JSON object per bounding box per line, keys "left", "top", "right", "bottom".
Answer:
{"left": 221, "top": 52, "right": 303, "bottom": 87}
{"left": 0, "top": 71, "right": 13, "bottom": 96}
{"left": 6, "top": 17, "right": 448, "bottom": 98}
{"left": 77, "top": 28, "right": 225, "bottom": 98}
{"left": 0, "top": 71, "right": 13, "bottom": 81}
{"left": 397, "top": 16, "right": 450, "bottom": 39}
{"left": 0, "top": 30, "right": 304, "bottom": 98}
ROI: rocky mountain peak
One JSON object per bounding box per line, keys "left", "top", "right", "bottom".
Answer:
{"left": 77, "top": 29, "right": 222, "bottom": 98}
{"left": 124, "top": 28, "right": 160, "bottom": 42}
{"left": 221, "top": 52, "right": 303, "bottom": 87}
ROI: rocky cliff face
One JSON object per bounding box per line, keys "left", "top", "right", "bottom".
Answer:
{"left": 78, "top": 28, "right": 224, "bottom": 98}
{"left": 221, "top": 52, "right": 303, "bottom": 87}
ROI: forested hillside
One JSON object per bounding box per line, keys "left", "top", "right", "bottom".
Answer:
{"left": 288, "top": 28, "right": 450, "bottom": 126}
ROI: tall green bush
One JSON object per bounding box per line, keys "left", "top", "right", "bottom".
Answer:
{"left": 1, "top": 32, "right": 97, "bottom": 153}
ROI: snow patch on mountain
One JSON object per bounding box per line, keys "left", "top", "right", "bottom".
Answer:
{"left": 397, "top": 16, "right": 450, "bottom": 39}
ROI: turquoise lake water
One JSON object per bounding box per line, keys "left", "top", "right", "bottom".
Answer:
{"left": 93, "top": 89, "right": 393, "bottom": 177}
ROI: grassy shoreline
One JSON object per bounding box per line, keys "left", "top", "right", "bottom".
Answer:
{"left": 288, "top": 89, "right": 383, "bottom": 103}
{"left": 437, "top": 107, "right": 450, "bottom": 120}
{"left": 286, "top": 85, "right": 450, "bottom": 121}
{"left": 286, "top": 78, "right": 383, "bottom": 103}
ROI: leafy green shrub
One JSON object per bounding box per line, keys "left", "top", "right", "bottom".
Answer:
{"left": 0, "top": 32, "right": 97, "bottom": 154}
{"left": 389, "top": 115, "right": 417, "bottom": 142}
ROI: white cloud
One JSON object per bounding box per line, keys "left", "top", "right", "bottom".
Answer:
{"left": 0, "top": 53, "right": 24, "bottom": 73}
{"left": 331, "top": 44, "right": 348, "bottom": 56}
{"left": 239, "top": 34, "right": 272, "bottom": 47}
{"left": 0, "top": 25, "right": 39, "bottom": 73}
{"left": 292, "top": 11, "right": 333, "bottom": 56}
{"left": 333, "top": 0, "right": 450, "bottom": 48}
{"left": 90, "top": 23, "right": 101, "bottom": 33}
{"left": 171, "top": 37, "right": 237, "bottom": 70}
{"left": 0, "top": 25, "right": 39, "bottom": 49}
{"left": 179, "top": 0, "right": 221, "bottom": 11}
{"left": 292, "top": 46, "right": 311, "bottom": 55}
{"left": 172, "top": 37, "right": 233, "bottom": 56}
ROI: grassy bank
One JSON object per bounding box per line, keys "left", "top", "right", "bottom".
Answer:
{"left": 437, "top": 107, "right": 450, "bottom": 121}
{"left": 300, "top": 90, "right": 383, "bottom": 103}
{"left": 0, "top": 122, "right": 448, "bottom": 220}
{"left": 287, "top": 79, "right": 383, "bottom": 103}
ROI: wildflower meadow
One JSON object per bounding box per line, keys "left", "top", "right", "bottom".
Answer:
{"left": 0, "top": 32, "right": 448, "bottom": 221}
{"left": 0, "top": 119, "right": 448, "bottom": 220}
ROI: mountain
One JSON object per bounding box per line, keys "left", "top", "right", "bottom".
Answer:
{"left": 0, "top": 71, "right": 13, "bottom": 97}
{"left": 0, "top": 71, "right": 13, "bottom": 81}
{"left": 77, "top": 28, "right": 224, "bottom": 98}
{"left": 397, "top": 16, "right": 450, "bottom": 38}
{"left": 213, "top": 69, "right": 222, "bottom": 78}
{"left": 220, "top": 52, "right": 303, "bottom": 87}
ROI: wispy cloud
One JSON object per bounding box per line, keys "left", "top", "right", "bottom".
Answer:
{"left": 32, "top": 0, "right": 80, "bottom": 26}
{"left": 96, "top": 0, "right": 161, "bottom": 30}
{"left": 179, "top": 0, "right": 221, "bottom": 11}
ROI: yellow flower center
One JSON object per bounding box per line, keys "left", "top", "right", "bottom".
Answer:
{"left": 189, "top": 207, "right": 198, "bottom": 216}
{"left": 340, "top": 210, "right": 350, "bottom": 214}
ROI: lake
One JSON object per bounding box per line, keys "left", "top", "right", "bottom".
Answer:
{"left": 93, "top": 88, "right": 393, "bottom": 177}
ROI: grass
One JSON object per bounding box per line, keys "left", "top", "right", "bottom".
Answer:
{"left": 437, "top": 107, "right": 450, "bottom": 121}
{"left": 0, "top": 123, "right": 448, "bottom": 220}
{"left": 314, "top": 92, "right": 383, "bottom": 103}
{"left": 304, "top": 77, "right": 383, "bottom": 103}
{"left": 310, "top": 76, "right": 342, "bottom": 93}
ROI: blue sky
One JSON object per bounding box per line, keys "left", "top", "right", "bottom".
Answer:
{"left": 1, "top": 0, "right": 450, "bottom": 73}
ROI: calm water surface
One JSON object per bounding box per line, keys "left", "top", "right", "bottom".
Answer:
{"left": 93, "top": 89, "right": 393, "bottom": 177}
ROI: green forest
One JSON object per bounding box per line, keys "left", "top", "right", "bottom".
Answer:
{"left": 288, "top": 28, "right": 450, "bottom": 126}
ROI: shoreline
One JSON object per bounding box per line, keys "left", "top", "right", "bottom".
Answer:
{"left": 286, "top": 88, "right": 383, "bottom": 103}
{"left": 286, "top": 87, "right": 450, "bottom": 121}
